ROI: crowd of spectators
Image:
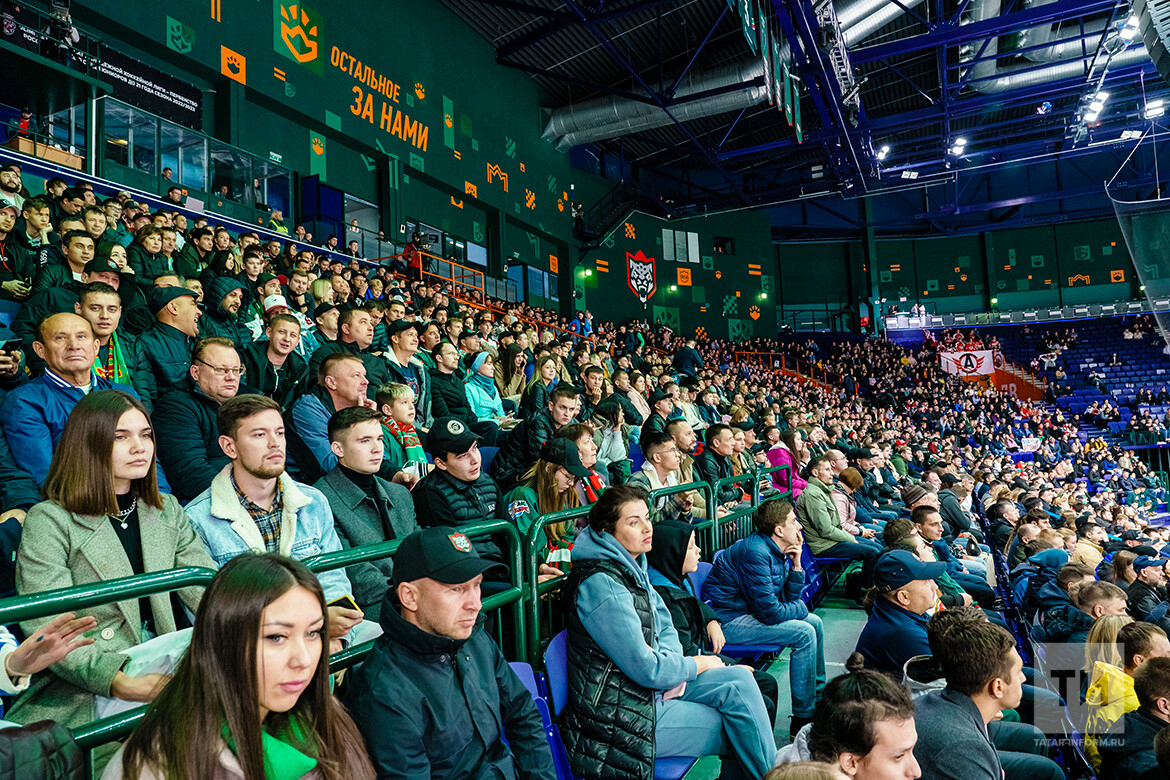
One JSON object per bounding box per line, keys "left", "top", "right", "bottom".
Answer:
{"left": 3, "top": 162, "right": 1170, "bottom": 779}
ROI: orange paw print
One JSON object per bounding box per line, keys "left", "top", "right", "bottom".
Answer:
{"left": 748, "top": 305, "right": 761, "bottom": 320}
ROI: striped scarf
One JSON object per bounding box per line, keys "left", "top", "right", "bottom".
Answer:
{"left": 384, "top": 416, "right": 426, "bottom": 464}
{"left": 93, "top": 331, "right": 130, "bottom": 384}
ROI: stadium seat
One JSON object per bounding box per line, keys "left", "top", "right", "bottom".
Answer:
{"left": 480, "top": 445, "right": 500, "bottom": 475}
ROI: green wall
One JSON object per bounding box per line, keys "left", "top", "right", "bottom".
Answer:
{"left": 777, "top": 217, "right": 1136, "bottom": 321}
{"left": 76, "top": 0, "right": 608, "bottom": 254}
{"left": 580, "top": 209, "right": 775, "bottom": 340}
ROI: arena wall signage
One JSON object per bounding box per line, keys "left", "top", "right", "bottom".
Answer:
{"left": 939, "top": 350, "right": 996, "bottom": 377}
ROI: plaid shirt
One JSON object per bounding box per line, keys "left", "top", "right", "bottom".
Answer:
{"left": 229, "top": 469, "right": 283, "bottom": 553}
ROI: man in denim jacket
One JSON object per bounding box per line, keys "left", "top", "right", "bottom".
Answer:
{"left": 185, "top": 393, "right": 363, "bottom": 651}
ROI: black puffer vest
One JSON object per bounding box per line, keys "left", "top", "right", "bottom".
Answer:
{"left": 562, "top": 558, "right": 657, "bottom": 780}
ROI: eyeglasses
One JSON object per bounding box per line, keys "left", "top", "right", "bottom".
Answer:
{"left": 196, "top": 359, "right": 246, "bottom": 377}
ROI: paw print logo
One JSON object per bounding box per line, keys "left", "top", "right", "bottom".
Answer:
{"left": 444, "top": 113, "right": 453, "bottom": 128}
{"left": 220, "top": 46, "right": 247, "bottom": 84}
{"left": 748, "top": 305, "right": 761, "bottom": 320}
{"left": 715, "top": 270, "right": 722, "bottom": 279}
{"left": 557, "top": 198, "right": 564, "bottom": 212}
{"left": 414, "top": 82, "right": 426, "bottom": 100}
{"left": 311, "top": 136, "right": 324, "bottom": 155}
{"left": 624, "top": 222, "right": 636, "bottom": 239}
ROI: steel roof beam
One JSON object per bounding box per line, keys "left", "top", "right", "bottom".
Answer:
{"left": 849, "top": 0, "right": 1117, "bottom": 65}
{"left": 495, "top": 0, "right": 682, "bottom": 61}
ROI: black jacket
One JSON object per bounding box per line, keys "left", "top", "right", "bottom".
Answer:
{"left": 1128, "top": 579, "right": 1166, "bottom": 622}
{"left": 491, "top": 410, "right": 558, "bottom": 490}
{"left": 152, "top": 380, "right": 233, "bottom": 503}
{"left": 1098, "top": 708, "right": 1162, "bottom": 780}
{"left": 126, "top": 243, "right": 171, "bottom": 282}
{"left": 241, "top": 341, "right": 310, "bottom": 411}
{"left": 412, "top": 468, "right": 507, "bottom": 566}
{"left": 131, "top": 322, "right": 196, "bottom": 412}
{"left": 429, "top": 368, "right": 478, "bottom": 427}
{"left": 344, "top": 606, "right": 555, "bottom": 780}
{"left": 938, "top": 488, "right": 978, "bottom": 541}
{"left": 562, "top": 558, "right": 656, "bottom": 780}
{"left": 519, "top": 379, "right": 552, "bottom": 420}
{"left": 694, "top": 449, "right": 742, "bottom": 505}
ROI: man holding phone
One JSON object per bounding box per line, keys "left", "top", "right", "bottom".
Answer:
{"left": 315, "top": 406, "right": 419, "bottom": 621}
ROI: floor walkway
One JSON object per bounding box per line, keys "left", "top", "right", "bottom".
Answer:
{"left": 688, "top": 584, "right": 869, "bottom": 778}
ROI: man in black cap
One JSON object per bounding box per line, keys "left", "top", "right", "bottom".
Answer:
{"left": 413, "top": 416, "right": 508, "bottom": 566}
{"left": 345, "top": 525, "right": 556, "bottom": 779}
{"left": 384, "top": 317, "right": 433, "bottom": 430}
{"left": 641, "top": 386, "right": 674, "bottom": 439}
{"left": 1129, "top": 556, "right": 1169, "bottom": 622}
{"left": 132, "top": 286, "right": 201, "bottom": 411}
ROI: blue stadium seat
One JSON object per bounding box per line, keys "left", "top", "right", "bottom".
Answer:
{"left": 480, "top": 445, "right": 500, "bottom": 475}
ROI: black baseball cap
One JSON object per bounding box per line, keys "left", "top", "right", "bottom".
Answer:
{"left": 425, "top": 416, "right": 482, "bottom": 460}
{"left": 648, "top": 388, "right": 671, "bottom": 405}
{"left": 1122, "top": 529, "right": 1152, "bottom": 542}
{"left": 541, "top": 438, "right": 591, "bottom": 479}
{"left": 84, "top": 257, "right": 122, "bottom": 276}
{"left": 147, "top": 286, "right": 197, "bottom": 314}
{"left": 854, "top": 448, "right": 877, "bottom": 460}
{"left": 391, "top": 526, "right": 504, "bottom": 586}
{"left": 314, "top": 303, "right": 338, "bottom": 319}
{"left": 873, "top": 549, "right": 946, "bottom": 592}
{"left": 386, "top": 318, "right": 415, "bottom": 338}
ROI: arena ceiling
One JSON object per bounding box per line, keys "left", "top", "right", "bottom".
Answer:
{"left": 440, "top": 0, "right": 1165, "bottom": 216}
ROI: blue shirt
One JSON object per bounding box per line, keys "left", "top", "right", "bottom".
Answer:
{"left": 854, "top": 596, "right": 931, "bottom": 675}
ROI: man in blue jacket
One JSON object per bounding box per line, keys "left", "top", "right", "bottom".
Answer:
{"left": 854, "top": 548, "right": 946, "bottom": 675}
{"left": 705, "top": 500, "right": 825, "bottom": 735}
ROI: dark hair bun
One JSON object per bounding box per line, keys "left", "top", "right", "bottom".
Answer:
{"left": 845, "top": 652, "right": 866, "bottom": 674}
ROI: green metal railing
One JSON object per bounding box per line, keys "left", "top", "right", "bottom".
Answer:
{"left": 0, "top": 468, "right": 796, "bottom": 761}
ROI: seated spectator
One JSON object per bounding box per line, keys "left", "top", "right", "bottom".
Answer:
{"left": 183, "top": 394, "right": 363, "bottom": 651}
{"left": 774, "top": 653, "right": 918, "bottom": 780}
{"left": 938, "top": 477, "right": 983, "bottom": 543}
{"left": 153, "top": 338, "right": 253, "bottom": 503}
{"left": 1041, "top": 579, "right": 1128, "bottom": 645}
{"left": 492, "top": 384, "right": 577, "bottom": 490}
{"left": 383, "top": 319, "right": 433, "bottom": 430}
{"left": 240, "top": 313, "right": 310, "bottom": 411}
{"left": 913, "top": 505, "right": 998, "bottom": 609}
{"left": 519, "top": 355, "right": 558, "bottom": 419}
{"left": 105, "top": 554, "right": 375, "bottom": 780}
{"left": 1073, "top": 518, "right": 1108, "bottom": 569}
{"left": 627, "top": 431, "right": 693, "bottom": 524}
{"left": 668, "top": 418, "right": 717, "bottom": 520}
{"left": 1086, "top": 621, "right": 1170, "bottom": 770}
{"left": 1033, "top": 561, "right": 1098, "bottom": 637}
{"left": 1129, "top": 555, "right": 1168, "bottom": 622}
{"left": 916, "top": 612, "right": 1062, "bottom": 780}
{"left": 1, "top": 313, "right": 139, "bottom": 487}
{"left": 766, "top": 429, "right": 808, "bottom": 497}
{"left": 854, "top": 550, "right": 945, "bottom": 675}
{"left": 883, "top": 517, "right": 974, "bottom": 609}
{"left": 694, "top": 424, "right": 750, "bottom": 512}
{"left": 132, "top": 286, "right": 201, "bottom": 411}
{"left": 705, "top": 500, "right": 825, "bottom": 735}
{"left": 288, "top": 353, "right": 377, "bottom": 483}
{"left": 28, "top": 229, "right": 92, "bottom": 296}
{"left": 314, "top": 407, "right": 418, "bottom": 622}
{"left": 429, "top": 341, "right": 498, "bottom": 446}
{"left": 562, "top": 485, "right": 776, "bottom": 778}
{"left": 640, "top": 387, "right": 674, "bottom": 438}
{"left": 1099, "top": 656, "right": 1170, "bottom": 780}
{"left": 645, "top": 519, "right": 780, "bottom": 725}
{"left": 10, "top": 390, "right": 215, "bottom": 729}
{"left": 198, "top": 276, "right": 253, "bottom": 350}
{"left": 376, "top": 382, "right": 429, "bottom": 478}
{"left": 465, "top": 351, "right": 511, "bottom": 434}
{"left": 126, "top": 224, "right": 169, "bottom": 282}
{"left": 344, "top": 526, "right": 555, "bottom": 779}
{"left": 496, "top": 343, "right": 528, "bottom": 402}
{"left": 832, "top": 467, "right": 879, "bottom": 542}
{"left": 76, "top": 280, "right": 135, "bottom": 387}
{"left": 412, "top": 417, "right": 508, "bottom": 566}
{"left": 796, "top": 456, "right": 883, "bottom": 593}
{"left": 505, "top": 438, "right": 589, "bottom": 557}
{"left": 556, "top": 421, "right": 611, "bottom": 503}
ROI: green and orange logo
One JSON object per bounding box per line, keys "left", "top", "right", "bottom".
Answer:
{"left": 275, "top": 1, "right": 322, "bottom": 74}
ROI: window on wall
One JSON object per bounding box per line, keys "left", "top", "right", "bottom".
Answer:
{"left": 104, "top": 101, "right": 158, "bottom": 174}
{"left": 662, "top": 228, "right": 699, "bottom": 263}
{"left": 161, "top": 123, "right": 207, "bottom": 191}
{"left": 714, "top": 236, "right": 735, "bottom": 255}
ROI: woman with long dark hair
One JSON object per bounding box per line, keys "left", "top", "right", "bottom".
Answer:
{"left": 105, "top": 554, "right": 375, "bottom": 780}
{"left": 10, "top": 390, "right": 217, "bottom": 729}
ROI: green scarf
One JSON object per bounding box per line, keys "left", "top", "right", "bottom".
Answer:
{"left": 222, "top": 717, "right": 317, "bottom": 780}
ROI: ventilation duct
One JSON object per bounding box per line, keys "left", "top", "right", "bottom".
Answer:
{"left": 542, "top": 0, "right": 910, "bottom": 149}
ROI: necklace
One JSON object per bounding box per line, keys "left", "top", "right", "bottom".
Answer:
{"left": 111, "top": 497, "right": 137, "bottom": 530}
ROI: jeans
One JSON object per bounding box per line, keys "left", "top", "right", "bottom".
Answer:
{"left": 656, "top": 663, "right": 777, "bottom": 779}
{"left": 961, "top": 556, "right": 989, "bottom": 579}
{"left": 989, "top": 721, "right": 1063, "bottom": 780}
{"left": 816, "top": 538, "right": 883, "bottom": 587}
{"left": 721, "top": 612, "right": 825, "bottom": 718}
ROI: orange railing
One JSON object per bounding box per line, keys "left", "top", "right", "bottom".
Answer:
{"left": 733, "top": 351, "right": 838, "bottom": 387}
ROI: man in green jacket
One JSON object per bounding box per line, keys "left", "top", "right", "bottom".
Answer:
{"left": 794, "top": 454, "right": 883, "bottom": 589}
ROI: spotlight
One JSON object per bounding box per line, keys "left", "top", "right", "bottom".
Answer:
{"left": 1084, "top": 111, "right": 1099, "bottom": 122}
{"left": 584, "top": 269, "right": 592, "bottom": 277}
{"left": 670, "top": 284, "right": 677, "bottom": 291}
{"left": 900, "top": 171, "right": 919, "bottom": 180}
{"left": 1089, "top": 100, "right": 1104, "bottom": 112}
{"left": 761, "top": 292, "right": 768, "bottom": 300}
{"left": 877, "top": 144, "right": 890, "bottom": 161}
{"left": 1095, "top": 90, "right": 1111, "bottom": 101}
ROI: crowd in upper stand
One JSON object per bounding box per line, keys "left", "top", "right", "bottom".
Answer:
{"left": 4, "top": 161, "right": 1170, "bottom": 779}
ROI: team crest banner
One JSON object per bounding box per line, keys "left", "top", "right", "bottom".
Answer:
{"left": 626, "top": 251, "right": 657, "bottom": 304}
{"left": 940, "top": 350, "right": 995, "bottom": 377}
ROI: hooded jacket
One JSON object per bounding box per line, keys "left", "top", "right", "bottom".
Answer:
{"left": 344, "top": 600, "right": 556, "bottom": 780}
{"left": 563, "top": 525, "right": 695, "bottom": 780}
{"left": 704, "top": 531, "right": 808, "bottom": 625}
{"left": 795, "top": 477, "right": 854, "bottom": 555}
{"left": 1038, "top": 603, "right": 1094, "bottom": 644}
{"left": 645, "top": 520, "right": 718, "bottom": 656}
{"left": 198, "top": 277, "right": 253, "bottom": 349}
{"left": 1098, "top": 707, "right": 1163, "bottom": 780}
{"left": 1084, "top": 662, "right": 1138, "bottom": 771}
